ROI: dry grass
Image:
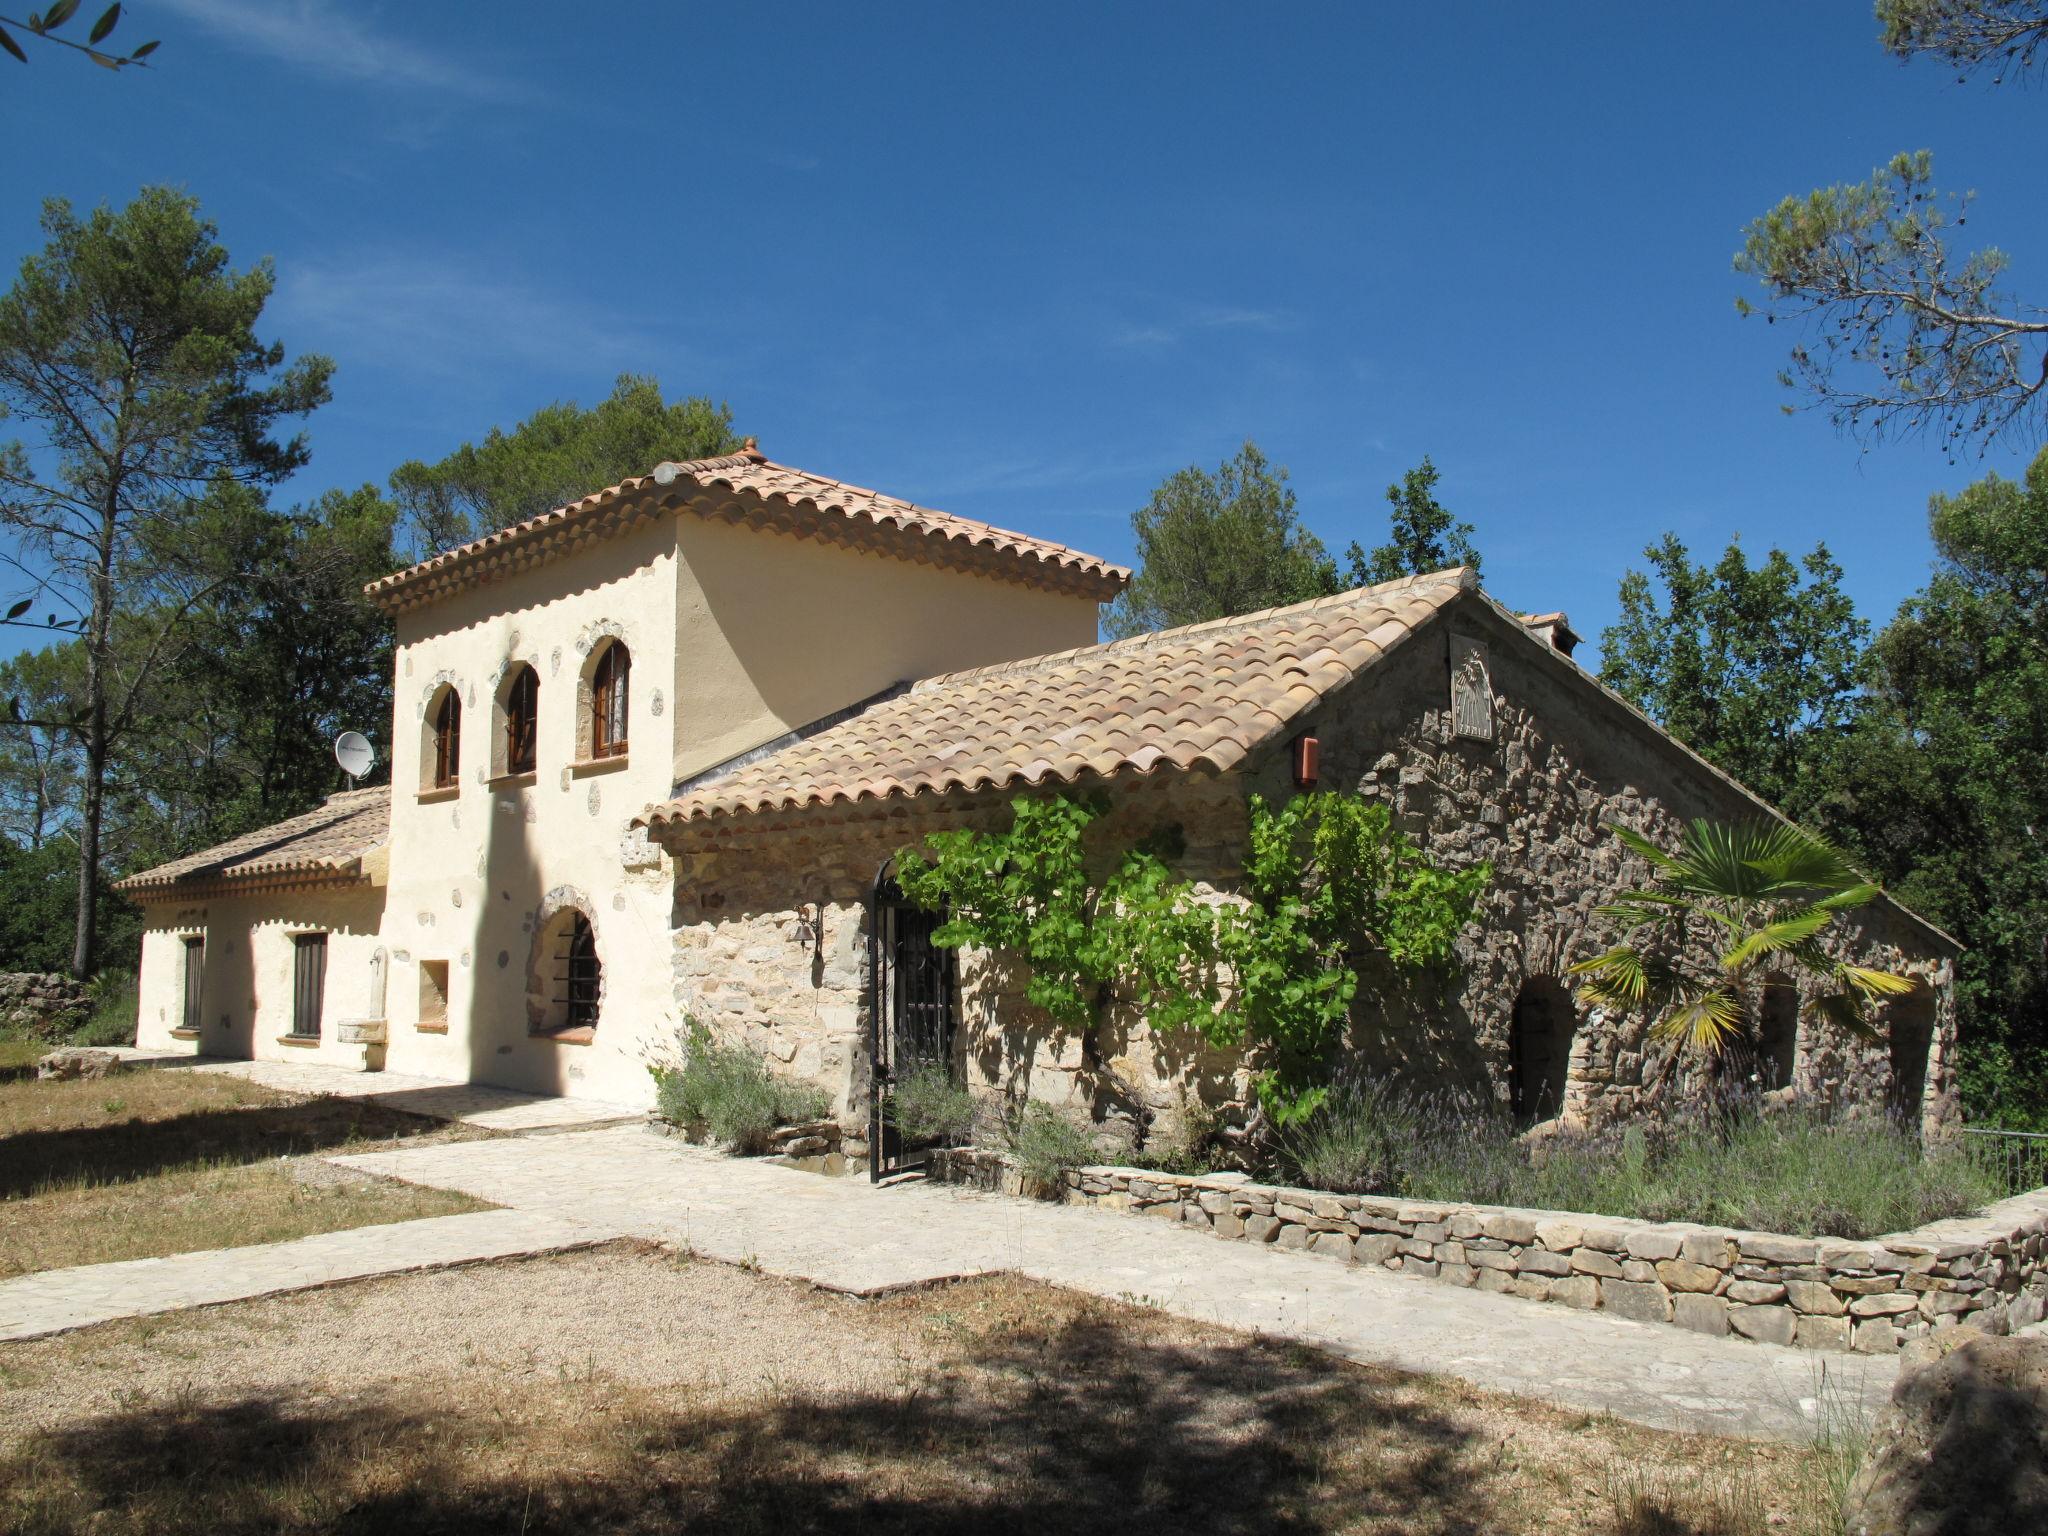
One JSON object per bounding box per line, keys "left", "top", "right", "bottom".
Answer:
{"left": 0, "top": 1037, "right": 47, "bottom": 1075}
{"left": 0, "top": 1067, "right": 494, "bottom": 1276}
{"left": 0, "top": 1244, "right": 1854, "bottom": 1536}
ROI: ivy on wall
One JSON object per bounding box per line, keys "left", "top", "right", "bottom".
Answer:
{"left": 895, "top": 790, "right": 1489, "bottom": 1125}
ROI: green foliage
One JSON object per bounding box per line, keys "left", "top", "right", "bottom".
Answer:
{"left": 1735, "top": 143, "right": 2046, "bottom": 448}
{"left": 650, "top": 1020, "right": 829, "bottom": 1155}
{"left": 1277, "top": 1086, "right": 1998, "bottom": 1240}
{"left": 1101, "top": 441, "right": 1338, "bottom": 639}
{"left": 1599, "top": 534, "right": 1867, "bottom": 817}
{"left": 896, "top": 790, "right": 1487, "bottom": 1126}
{"left": 0, "top": 2, "right": 157, "bottom": 71}
{"left": 1002, "top": 1100, "right": 1099, "bottom": 1194}
{"left": 1877, "top": 0, "right": 2048, "bottom": 81}
{"left": 0, "top": 832, "right": 136, "bottom": 975}
{"left": 0, "top": 186, "right": 333, "bottom": 976}
{"left": 888, "top": 1066, "right": 978, "bottom": 1147}
{"left": 389, "top": 374, "right": 740, "bottom": 558}
{"left": 1569, "top": 819, "right": 1913, "bottom": 1060}
{"left": 1816, "top": 445, "right": 2048, "bottom": 1127}
{"left": 1344, "top": 456, "right": 1482, "bottom": 587}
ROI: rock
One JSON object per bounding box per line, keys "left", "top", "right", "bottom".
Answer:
{"left": 1548, "top": 1275, "right": 1601, "bottom": 1310}
{"left": 1570, "top": 1248, "right": 1624, "bottom": 1279}
{"left": 1656, "top": 1258, "right": 1723, "bottom": 1294}
{"left": 1625, "top": 1228, "right": 1686, "bottom": 1262}
{"left": 1353, "top": 1233, "right": 1399, "bottom": 1266}
{"left": 1602, "top": 1278, "right": 1674, "bottom": 1324}
{"left": 1851, "top": 1292, "right": 1920, "bottom": 1318}
{"left": 1786, "top": 1279, "right": 1848, "bottom": 1316}
{"left": 1842, "top": 1336, "right": 2048, "bottom": 1536}
{"left": 1310, "top": 1231, "right": 1353, "bottom": 1261}
{"left": 1728, "top": 1303, "right": 1797, "bottom": 1346}
{"left": 1795, "top": 1315, "right": 1853, "bottom": 1352}
{"left": 1854, "top": 1319, "right": 1902, "bottom": 1354}
{"left": 1673, "top": 1293, "right": 1729, "bottom": 1337}
{"left": 1726, "top": 1279, "right": 1788, "bottom": 1306}
{"left": 1518, "top": 1248, "right": 1573, "bottom": 1277}
{"left": 36, "top": 1048, "right": 125, "bottom": 1082}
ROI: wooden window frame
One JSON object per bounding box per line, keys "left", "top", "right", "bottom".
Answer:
{"left": 431, "top": 688, "right": 462, "bottom": 790}
{"left": 181, "top": 936, "right": 205, "bottom": 1033}
{"left": 291, "top": 932, "right": 328, "bottom": 1040}
{"left": 590, "top": 641, "right": 630, "bottom": 761}
{"left": 504, "top": 665, "right": 539, "bottom": 776}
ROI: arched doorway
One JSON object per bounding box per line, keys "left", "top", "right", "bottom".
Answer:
{"left": 867, "top": 865, "right": 959, "bottom": 1181}
{"left": 1756, "top": 977, "right": 1799, "bottom": 1092}
{"left": 1508, "top": 979, "right": 1576, "bottom": 1124}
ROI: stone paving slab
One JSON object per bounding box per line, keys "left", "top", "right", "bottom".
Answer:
{"left": 109, "top": 1054, "right": 643, "bottom": 1132}
{"left": 0, "top": 1209, "right": 612, "bottom": 1342}
{"left": 335, "top": 1128, "right": 1900, "bottom": 1442}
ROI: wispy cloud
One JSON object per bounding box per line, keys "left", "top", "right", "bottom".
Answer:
{"left": 1109, "top": 304, "right": 1296, "bottom": 349}
{"left": 273, "top": 252, "right": 669, "bottom": 383}
{"left": 154, "top": 0, "right": 515, "bottom": 99}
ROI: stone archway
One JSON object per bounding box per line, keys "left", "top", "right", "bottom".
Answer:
{"left": 1508, "top": 978, "right": 1577, "bottom": 1123}
{"left": 525, "top": 886, "right": 605, "bottom": 1036}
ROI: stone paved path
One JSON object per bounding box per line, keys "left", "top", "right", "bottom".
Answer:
{"left": 110, "top": 1052, "right": 643, "bottom": 1132}
{"left": 0, "top": 1209, "right": 605, "bottom": 1342}
{"left": 335, "top": 1127, "right": 1900, "bottom": 1442}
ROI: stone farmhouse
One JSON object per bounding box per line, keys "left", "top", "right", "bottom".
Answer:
{"left": 121, "top": 442, "right": 1960, "bottom": 1164}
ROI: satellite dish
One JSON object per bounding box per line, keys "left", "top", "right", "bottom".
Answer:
{"left": 334, "top": 731, "right": 376, "bottom": 785}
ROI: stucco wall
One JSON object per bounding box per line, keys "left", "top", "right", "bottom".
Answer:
{"left": 671, "top": 517, "right": 1103, "bottom": 779}
{"left": 381, "top": 516, "right": 681, "bottom": 1104}
{"left": 134, "top": 883, "right": 389, "bottom": 1071}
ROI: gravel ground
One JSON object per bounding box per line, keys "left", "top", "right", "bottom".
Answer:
{"left": 0, "top": 1242, "right": 927, "bottom": 1429}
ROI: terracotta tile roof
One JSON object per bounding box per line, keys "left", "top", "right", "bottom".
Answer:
{"left": 640, "top": 569, "right": 1474, "bottom": 831}
{"left": 363, "top": 440, "right": 1129, "bottom": 613}
{"left": 115, "top": 787, "right": 391, "bottom": 899}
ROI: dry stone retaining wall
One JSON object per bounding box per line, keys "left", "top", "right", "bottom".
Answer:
{"left": 0, "top": 972, "right": 92, "bottom": 1040}
{"left": 930, "top": 1150, "right": 2048, "bottom": 1355}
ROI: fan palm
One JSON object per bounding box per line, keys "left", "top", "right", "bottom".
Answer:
{"left": 1567, "top": 819, "right": 1916, "bottom": 1061}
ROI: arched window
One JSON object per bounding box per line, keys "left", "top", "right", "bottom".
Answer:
{"left": 590, "top": 641, "right": 630, "bottom": 760}
{"left": 502, "top": 664, "right": 539, "bottom": 776}
{"left": 564, "top": 911, "right": 601, "bottom": 1029}
{"left": 1508, "top": 978, "right": 1577, "bottom": 1123}
{"left": 428, "top": 687, "right": 461, "bottom": 789}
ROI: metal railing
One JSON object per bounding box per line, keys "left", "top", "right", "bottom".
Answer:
{"left": 1961, "top": 1127, "right": 2048, "bottom": 1198}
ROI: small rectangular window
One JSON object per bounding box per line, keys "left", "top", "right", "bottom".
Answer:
{"left": 418, "top": 959, "right": 449, "bottom": 1028}
{"left": 182, "top": 936, "right": 205, "bottom": 1031}
{"left": 292, "top": 933, "right": 328, "bottom": 1039}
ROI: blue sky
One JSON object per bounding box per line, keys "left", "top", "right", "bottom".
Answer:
{"left": 4, "top": 0, "right": 2042, "bottom": 663}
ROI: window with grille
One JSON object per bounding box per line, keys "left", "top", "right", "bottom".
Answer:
{"left": 559, "top": 912, "right": 600, "bottom": 1030}
{"left": 591, "top": 642, "right": 630, "bottom": 760}
{"left": 431, "top": 688, "right": 461, "bottom": 788}
{"left": 503, "top": 665, "right": 538, "bottom": 775}
{"left": 292, "top": 933, "right": 328, "bottom": 1039}
{"left": 181, "top": 936, "right": 204, "bottom": 1031}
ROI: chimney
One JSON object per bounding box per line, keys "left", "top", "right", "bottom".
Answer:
{"left": 1520, "top": 612, "right": 1582, "bottom": 660}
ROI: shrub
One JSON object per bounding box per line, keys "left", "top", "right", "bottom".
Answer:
{"left": 888, "top": 1066, "right": 977, "bottom": 1147}
{"left": 1004, "top": 1101, "right": 1098, "bottom": 1196}
{"left": 78, "top": 971, "right": 138, "bottom": 1047}
{"left": 1273, "top": 1085, "right": 1999, "bottom": 1240}
{"left": 651, "top": 1020, "right": 829, "bottom": 1155}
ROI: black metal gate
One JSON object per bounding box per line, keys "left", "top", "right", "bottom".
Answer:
{"left": 868, "top": 865, "right": 959, "bottom": 1182}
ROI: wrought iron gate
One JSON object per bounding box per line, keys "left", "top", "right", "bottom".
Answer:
{"left": 867, "top": 865, "right": 959, "bottom": 1181}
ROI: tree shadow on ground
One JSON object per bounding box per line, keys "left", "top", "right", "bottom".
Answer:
{"left": 0, "top": 1096, "right": 468, "bottom": 1198}
{"left": 0, "top": 1307, "right": 1622, "bottom": 1536}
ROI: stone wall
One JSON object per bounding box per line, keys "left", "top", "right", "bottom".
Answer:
{"left": 0, "top": 972, "right": 92, "bottom": 1040}
{"left": 1237, "top": 603, "right": 1959, "bottom": 1133}
{"left": 931, "top": 1149, "right": 2048, "bottom": 1356}
{"left": 655, "top": 595, "right": 1959, "bottom": 1147}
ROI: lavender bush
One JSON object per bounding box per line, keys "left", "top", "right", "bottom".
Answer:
{"left": 1274, "top": 1081, "right": 1997, "bottom": 1240}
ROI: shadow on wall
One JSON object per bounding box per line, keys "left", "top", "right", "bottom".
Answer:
{"left": 465, "top": 781, "right": 567, "bottom": 1099}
